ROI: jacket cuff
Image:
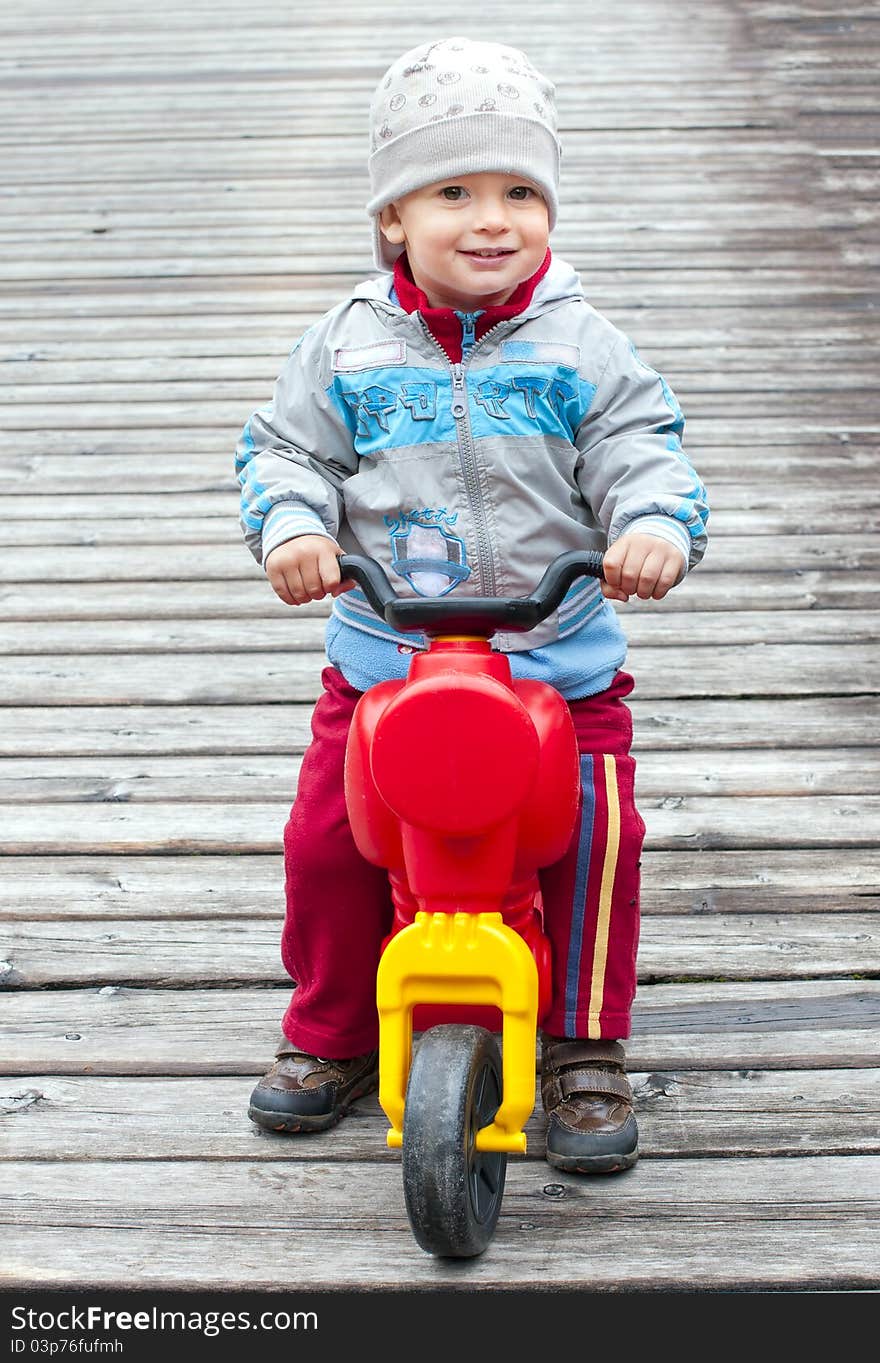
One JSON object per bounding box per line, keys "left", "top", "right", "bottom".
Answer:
{"left": 261, "top": 502, "right": 334, "bottom": 566}
{"left": 618, "top": 515, "right": 691, "bottom": 577}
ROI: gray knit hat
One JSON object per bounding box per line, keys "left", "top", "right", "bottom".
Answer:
{"left": 367, "top": 37, "right": 561, "bottom": 272}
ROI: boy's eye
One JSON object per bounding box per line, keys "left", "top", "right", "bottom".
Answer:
{"left": 440, "top": 186, "right": 466, "bottom": 201}
{"left": 508, "top": 186, "right": 534, "bottom": 200}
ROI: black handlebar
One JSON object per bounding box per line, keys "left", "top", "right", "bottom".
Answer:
{"left": 337, "top": 550, "right": 605, "bottom": 637}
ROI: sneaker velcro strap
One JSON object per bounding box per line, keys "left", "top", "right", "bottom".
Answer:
{"left": 543, "top": 1039, "right": 625, "bottom": 1068}
{"left": 559, "top": 1069, "right": 633, "bottom": 1103}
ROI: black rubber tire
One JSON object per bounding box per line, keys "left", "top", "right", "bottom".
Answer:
{"left": 401, "top": 1024, "right": 507, "bottom": 1258}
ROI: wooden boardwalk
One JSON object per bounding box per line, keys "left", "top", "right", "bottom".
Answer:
{"left": 1, "top": 0, "right": 878, "bottom": 1299}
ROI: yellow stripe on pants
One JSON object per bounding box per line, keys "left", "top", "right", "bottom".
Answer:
{"left": 587, "top": 754, "right": 621, "bottom": 1038}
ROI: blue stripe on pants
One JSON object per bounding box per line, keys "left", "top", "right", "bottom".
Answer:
{"left": 564, "top": 753, "right": 595, "bottom": 1033}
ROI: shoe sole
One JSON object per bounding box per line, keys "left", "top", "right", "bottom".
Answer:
{"left": 248, "top": 1070, "right": 379, "bottom": 1135}
{"left": 545, "top": 1147, "right": 639, "bottom": 1175}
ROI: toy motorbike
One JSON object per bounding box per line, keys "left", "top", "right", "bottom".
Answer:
{"left": 337, "top": 549, "right": 605, "bottom": 1257}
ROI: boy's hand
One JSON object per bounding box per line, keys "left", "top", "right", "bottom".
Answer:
{"left": 264, "top": 535, "right": 353, "bottom": 606}
{"left": 601, "top": 533, "right": 685, "bottom": 603}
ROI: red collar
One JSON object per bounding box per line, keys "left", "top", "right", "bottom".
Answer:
{"left": 392, "top": 249, "right": 552, "bottom": 363}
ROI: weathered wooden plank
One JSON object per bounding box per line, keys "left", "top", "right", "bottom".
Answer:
{"left": 3, "top": 537, "right": 877, "bottom": 582}
{"left": 3, "top": 571, "right": 876, "bottom": 618}
{"left": 0, "top": 134, "right": 863, "bottom": 178}
{"left": 0, "top": 583, "right": 313, "bottom": 622}
{"left": 0, "top": 29, "right": 862, "bottom": 65}
{"left": 3, "top": 911, "right": 879, "bottom": 989}
{"left": 2, "top": 502, "right": 877, "bottom": 545}
{"left": 0, "top": 794, "right": 877, "bottom": 854}
{"left": 641, "top": 848, "right": 880, "bottom": 912}
{"left": 127, "top": 200, "right": 869, "bottom": 249}
{"left": 1, "top": 192, "right": 873, "bottom": 235}
{"left": 3, "top": 279, "right": 871, "bottom": 321}
{"left": 3, "top": 423, "right": 875, "bottom": 463}
{"left": 0, "top": 64, "right": 813, "bottom": 94}
{"left": 0, "top": 233, "right": 873, "bottom": 298}
{"left": 0, "top": 278, "right": 860, "bottom": 322}
{"left": 6, "top": 361, "right": 878, "bottom": 403}
{"left": 0, "top": 36, "right": 765, "bottom": 70}
{"left": 0, "top": 643, "right": 873, "bottom": 705}
{"left": 2, "top": 981, "right": 876, "bottom": 1074}
{"left": 3, "top": 490, "right": 879, "bottom": 539}
{"left": 1, "top": 851, "right": 875, "bottom": 920}
{"left": 1, "top": 210, "right": 873, "bottom": 250}
{"left": 1, "top": 696, "right": 873, "bottom": 756}
{"left": 0, "top": 143, "right": 868, "bottom": 183}
{"left": 0, "top": 747, "right": 876, "bottom": 802}
{"left": 2, "top": 329, "right": 874, "bottom": 371}
{"left": 0, "top": 27, "right": 761, "bottom": 57}
{"left": 0, "top": 920, "right": 287, "bottom": 988}
{"left": 2, "top": 1156, "right": 878, "bottom": 1291}
{"left": 4, "top": 123, "right": 863, "bottom": 158}
{"left": 0, "top": 10, "right": 857, "bottom": 49}
{"left": 4, "top": 1068, "right": 877, "bottom": 1160}
{"left": 3, "top": 385, "right": 878, "bottom": 424}
{"left": 0, "top": 106, "right": 793, "bottom": 141}
{"left": 5, "top": 343, "right": 880, "bottom": 386}
{"left": 1, "top": 609, "right": 877, "bottom": 653}
{"left": 0, "top": 308, "right": 874, "bottom": 349}
{"left": 0, "top": 618, "right": 331, "bottom": 653}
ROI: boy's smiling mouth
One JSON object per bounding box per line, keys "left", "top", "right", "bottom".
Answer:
{"left": 459, "top": 247, "right": 516, "bottom": 259}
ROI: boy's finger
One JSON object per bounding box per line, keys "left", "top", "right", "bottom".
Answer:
{"left": 291, "top": 566, "right": 313, "bottom": 604}
{"left": 651, "top": 554, "right": 684, "bottom": 600}
{"left": 599, "top": 544, "right": 630, "bottom": 600}
{"left": 614, "top": 542, "right": 646, "bottom": 597}
{"left": 635, "top": 548, "right": 667, "bottom": 599}
{"left": 318, "top": 547, "right": 343, "bottom": 589}
{"left": 600, "top": 543, "right": 623, "bottom": 577}
{"left": 271, "top": 566, "right": 304, "bottom": 606}
{"left": 601, "top": 581, "right": 629, "bottom": 602}
{"left": 265, "top": 561, "right": 292, "bottom": 605}
{"left": 295, "top": 556, "right": 328, "bottom": 600}
{"left": 318, "top": 549, "right": 354, "bottom": 598}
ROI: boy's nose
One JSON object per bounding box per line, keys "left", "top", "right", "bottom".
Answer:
{"left": 476, "top": 204, "right": 509, "bottom": 231}
{"left": 473, "top": 200, "right": 511, "bottom": 233}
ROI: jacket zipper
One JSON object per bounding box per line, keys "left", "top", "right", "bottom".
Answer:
{"left": 457, "top": 310, "right": 480, "bottom": 360}
{"left": 453, "top": 316, "right": 526, "bottom": 599}
{"left": 416, "top": 315, "right": 500, "bottom": 596}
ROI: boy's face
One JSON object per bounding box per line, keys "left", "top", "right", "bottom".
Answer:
{"left": 379, "top": 172, "right": 550, "bottom": 312}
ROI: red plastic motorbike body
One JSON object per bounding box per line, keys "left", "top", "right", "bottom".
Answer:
{"left": 344, "top": 638, "right": 581, "bottom": 1029}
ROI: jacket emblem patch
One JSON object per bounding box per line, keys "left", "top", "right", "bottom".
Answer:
{"left": 384, "top": 509, "right": 470, "bottom": 598}
{"left": 332, "top": 340, "right": 407, "bottom": 372}
{"left": 499, "top": 340, "right": 580, "bottom": 369}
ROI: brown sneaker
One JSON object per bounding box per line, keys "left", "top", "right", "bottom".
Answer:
{"left": 540, "top": 1034, "right": 639, "bottom": 1174}
{"left": 248, "top": 1035, "right": 379, "bottom": 1134}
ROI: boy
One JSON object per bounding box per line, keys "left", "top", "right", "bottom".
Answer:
{"left": 236, "top": 37, "right": 709, "bottom": 1173}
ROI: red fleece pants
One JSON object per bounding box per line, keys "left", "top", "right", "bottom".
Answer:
{"left": 280, "top": 666, "right": 645, "bottom": 1057}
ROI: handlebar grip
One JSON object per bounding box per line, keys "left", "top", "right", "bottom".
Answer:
{"left": 337, "top": 554, "right": 399, "bottom": 617}
{"left": 527, "top": 549, "right": 606, "bottom": 614}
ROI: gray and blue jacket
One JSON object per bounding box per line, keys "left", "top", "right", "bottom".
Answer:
{"left": 236, "top": 255, "right": 709, "bottom": 698}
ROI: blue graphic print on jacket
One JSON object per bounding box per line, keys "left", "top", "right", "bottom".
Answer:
{"left": 328, "top": 363, "right": 598, "bottom": 456}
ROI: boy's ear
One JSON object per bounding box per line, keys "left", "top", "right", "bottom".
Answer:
{"left": 379, "top": 203, "right": 406, "bottom": 246}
